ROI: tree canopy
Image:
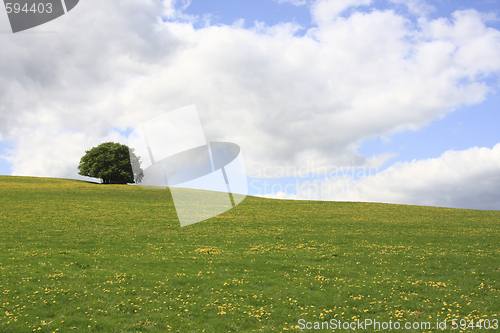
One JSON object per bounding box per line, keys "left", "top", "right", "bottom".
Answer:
{"left": 78, "top": 142, "right": 142, "bottom": 184}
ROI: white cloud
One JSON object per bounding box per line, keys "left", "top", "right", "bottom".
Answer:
{"left": 5, "top": 126, "right": 129, "bottom": 180}
{"left": 0, "top": 0, "right": 499, "bottom": 208}
{"left": 387, "top": 0, "right": 435, "bottom": 17}
{"left": 277, "top": 144, "right": 500, "bottom": 210}
{"left": 274, "top": 0, "right": 308, "bottom": 6}
{"left": 310, "top": 0, "right": 372, "bottom": 24}
{"left": 367, "top": 152, "right": 398, "bottom": 168}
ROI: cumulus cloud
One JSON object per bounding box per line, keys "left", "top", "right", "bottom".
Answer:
{"left": 387, "top": 0, "right": 435, "bottom": 17}
{"left": 0, "top": 0, "right": 499, "bottom": 208}
{"left": 6, "top": 127, "right": 129, "bottom": 180}
{"left": 274, "top": 144, "right": 500, "bottom": 210}
{"left": 274, "top": 0, "right": 308, "bottom": 6}
{"left": 310, "top": 0, "right": 373, "bottom": 23}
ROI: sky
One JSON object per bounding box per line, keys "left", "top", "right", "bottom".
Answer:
{"left": 0, "top": 0, "right": 499, "bottom": 210}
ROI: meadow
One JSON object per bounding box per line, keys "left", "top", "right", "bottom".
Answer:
{"left": 0, "top": 175, "right": 499, "bottom": 332}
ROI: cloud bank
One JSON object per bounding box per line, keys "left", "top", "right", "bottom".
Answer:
{"left": 269, "top": 144, "right": 500, "bottom": 210}
{"left": 0, "top": 0, "right": 499, "bottom": 208}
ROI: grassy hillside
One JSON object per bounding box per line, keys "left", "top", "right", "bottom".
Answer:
{"left": 0, "top": 176, "right": 499, "bottom": 332}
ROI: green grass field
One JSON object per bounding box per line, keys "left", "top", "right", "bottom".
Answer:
{"left": 0, "top": 176, "right": 499, "bottom": 332}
